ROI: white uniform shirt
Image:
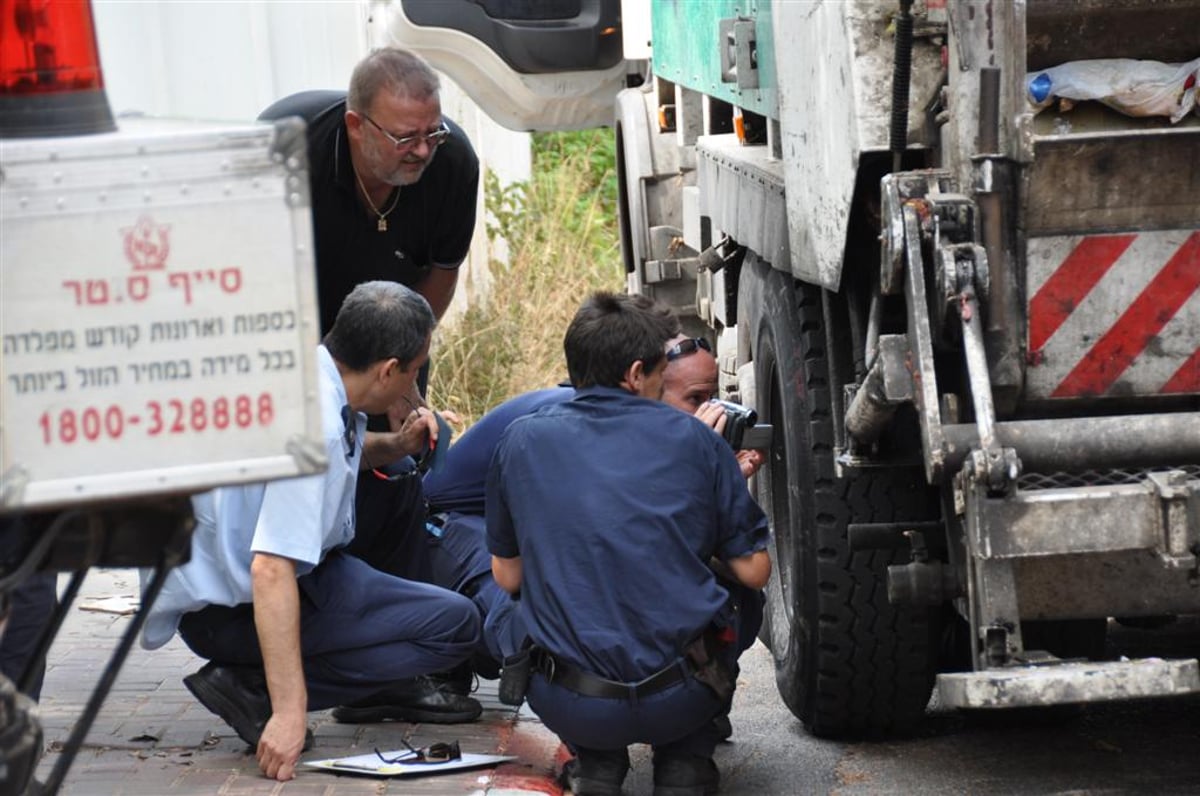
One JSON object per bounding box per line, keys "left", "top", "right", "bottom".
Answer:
{"left": 141, "top": 345, "right": 364, "bottom": 649}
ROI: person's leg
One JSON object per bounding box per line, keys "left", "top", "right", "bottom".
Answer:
{"left": 644, "top": 678, "right": 726, "bottom": 796}
{"left": 481, "top": 582, "right": 526, "bottom": 663}
{"left": 292, "top": 553, "right": 480, "bottom": 708}
{"left": 0, "top": 572, "right": 57, "bottom": 701}
{"left": 180, "top": 553, "right": 479, "bottom": 708}
{"left": 177, "top": 604, "right": 290, "bottom": 748}
{"left": 562, "top": 746, "right": 631, "bottom": 796}
{"left": 728, "top": 579, "right": 764, "bottom": 657}
{"left": 344, "top": 481, "right": 495, "bottom": 714}
{"left": 346, "top": 466, "right": 433, "bottom": 581}
{"left": 524, "top": 676, "right": 633, "bottom": 796}
{"left": 0, "top": 514, "right": 59, "bottom": 701}
{"left": 649, "top": 590, "right": 756, "bottom": 795}
{"left": 525, "top": 671, "right": 725, "bottom": 795}
{"left": 527, "top": 671, "right": 724, "bottom": 755}
{"left": 709, "top": 578, "right": 764, "bottom": 741}
{"left": 424, "top": 513, "right": 494, "bottom": 594}
{"left": 412, "top": 512, "right": 508, "bottom": 680}
{"left": 650, "top": 747, "right": 721, "bottom": 796}
{"left": 177, "top": 602, "right": 258, "bottom": 663}
{"left": 350, "top": 504, "right": 506, "bottom": 688}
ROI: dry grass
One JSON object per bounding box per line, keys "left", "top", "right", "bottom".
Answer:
{"left": 427, "top": 130, "right": 623, "bottom": 427}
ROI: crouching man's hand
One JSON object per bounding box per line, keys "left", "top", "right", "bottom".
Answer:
{"left": 735, "top": 449, "right": 765, "bottom": 479}
{"left": 693, "top": 402, "right": 765, "bottom": 479}
{"left": 257, "top": 712, "right": 307, "bottom": 781}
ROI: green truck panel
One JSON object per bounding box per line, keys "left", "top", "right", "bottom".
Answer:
{"left": 650, "top": 0, "right": 777, "bottom": 119}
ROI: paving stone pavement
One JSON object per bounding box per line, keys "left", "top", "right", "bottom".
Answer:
{"left": 30, "top": 568, "right": 567, "bottom": 795}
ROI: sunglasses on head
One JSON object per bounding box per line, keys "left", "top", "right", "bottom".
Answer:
{"left": 666, "top": 337, "right": 713, "bottom": 362}
{"left": 374, "top": 739, "right": 461, "bottom": 765}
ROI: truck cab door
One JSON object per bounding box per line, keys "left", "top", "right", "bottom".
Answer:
{"left": 382, "top": 0, "right": 637, "bottom": 130}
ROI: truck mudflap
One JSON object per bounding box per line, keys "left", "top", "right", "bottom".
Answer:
{"left": 937, "top": 658, "right": 1200, "bottom": 709}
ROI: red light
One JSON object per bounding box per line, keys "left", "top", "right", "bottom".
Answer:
{"left": 0, "top": 0, "right": 115, "bottom": 137}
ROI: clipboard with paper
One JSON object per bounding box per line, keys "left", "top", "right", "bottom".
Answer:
{"left": 306, "top": 749, "right": 516, "bottom": 778}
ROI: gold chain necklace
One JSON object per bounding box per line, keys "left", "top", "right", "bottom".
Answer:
{"left": 353, "top": 165, "right": 400, "bottom": 232}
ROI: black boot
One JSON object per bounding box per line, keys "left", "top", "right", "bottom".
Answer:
{"left": 183, "top": 662, "right": 313, "bottom": 751}
{"left": 712, "top": 712, "right": 733, "bottom": 742}
{"left": 331, "top": 674, "right": 482, "bottom": 724}
{"left": 432, "top": 661, "right": 477, "bottom": 696}
{"left": 652, "top": 752, "right": 720, "bottom": 796}
{"left": 561, "top": 746, "right": 630, "bottom": 796}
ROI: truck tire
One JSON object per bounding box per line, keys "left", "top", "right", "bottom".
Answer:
{"left": 739, "top": 253, "right": 938, "bottom": 738}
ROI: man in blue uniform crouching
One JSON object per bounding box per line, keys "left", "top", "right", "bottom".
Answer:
{"left": 486, "top": 292, "right": 771, "bottom": 796}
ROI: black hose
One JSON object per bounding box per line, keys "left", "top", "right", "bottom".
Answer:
{"left": 890, "top": 0, "right": 915, "bottom": 172}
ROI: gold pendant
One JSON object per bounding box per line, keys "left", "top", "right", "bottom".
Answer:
{"left": 377, "top": 218, "right": 388, "bottom": 232}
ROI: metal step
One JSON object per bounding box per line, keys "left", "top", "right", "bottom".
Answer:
{"left": 936, "top": 658, "right": 1200, "bottom": 709}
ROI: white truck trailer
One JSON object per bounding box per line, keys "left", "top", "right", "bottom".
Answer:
{"left": 387, "top": 0, "right": 1200, "bottom": 737}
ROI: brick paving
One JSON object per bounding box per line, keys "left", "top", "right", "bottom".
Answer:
{"left": 31, "top": 568, "right": 566, "bottom": 795}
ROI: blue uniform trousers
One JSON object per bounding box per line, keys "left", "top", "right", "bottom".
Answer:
{"left": 0, "top": 571, "right": 56, "bottom": 701}
{"left": 423, "top": 513, "right": 512, "bottom": 674}
{"left": 0, "top": 515, "right": 59, "bottom": 701}
{"left": 492, "top": 580, "right": 763, "bottom": 759}
{"left": 177, "top": 551, "right": 479, "bottom": 709}
{"left": 424, "top": 512, "right": 495, "bottom": 595}
{"left": 345, "top": 463, "right": 432, "bottom": 582}
{"left": 529, "top": 664, "right": 727, "bottom": 757}
{"left": 347, "top": 469, "right": 507, "bottom": 675}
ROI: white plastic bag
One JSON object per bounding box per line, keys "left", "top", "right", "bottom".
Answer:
{"left": 1026, "top": 57, "right": 1200, "bottom": 123}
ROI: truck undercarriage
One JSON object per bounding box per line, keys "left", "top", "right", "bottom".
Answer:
{"left": 617, "top": 0, "right": 1200, "bottom": 736}
{"left": 374, "top": 0, "right": 1200, "bottom": 738}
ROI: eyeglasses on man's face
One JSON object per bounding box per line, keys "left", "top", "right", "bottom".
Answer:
{"left": 666, "top": 337, "right": 713, "bottom": 362}
{"left": 374, "top": 739, "right": 461, "bottom": 765}
{"left": 360, "top": 113, "right": 451, "bottom": 152}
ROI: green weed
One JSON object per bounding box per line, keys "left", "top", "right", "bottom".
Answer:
{"left": 428, "top": 130, "right": 623, "bottom": 428}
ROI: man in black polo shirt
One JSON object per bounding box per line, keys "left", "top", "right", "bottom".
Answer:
{"left": 259, "top": 48, "right": 478, "bottom": 332}
{"left": 259, "top": 47, "right": 482, "bottom": 724}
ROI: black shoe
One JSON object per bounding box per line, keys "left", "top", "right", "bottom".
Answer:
{"left": 561, "top": 747, "right": 630, "bottom": 796}
{"left": 712, "top": 712, "right": 733, "bottom": 742}
{"left": 183, "top": 663, "right": 313, "bottom": 751}
{"left": 471, "top": 650, "right": 502, "bottom": 681}
{"left": 432, "top": 661, "right": 477, "bottom": 697}
{"left": 330, "top": 675, "right": 483, "bottom": 724}
{"left": 653, "top": 753, "right": 720, "bottom": 796}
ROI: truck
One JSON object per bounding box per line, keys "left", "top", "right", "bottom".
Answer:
{"left": 387, "top": 0, "right": 1200, "bottom": 737}
{"left": 0, "top": 2, "right": 324, "bottom": 790}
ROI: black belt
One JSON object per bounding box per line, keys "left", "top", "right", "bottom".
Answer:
{"left": 532, "top": 648, "right": 690, "bottom": 700}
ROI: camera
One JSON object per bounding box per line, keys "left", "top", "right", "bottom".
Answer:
{"left": 709, "top": 399, "right": 764, "bottom": 449}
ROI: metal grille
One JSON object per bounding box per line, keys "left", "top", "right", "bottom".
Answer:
{"left": 1019, "top": 464, "right": 1200, "bottom": 491}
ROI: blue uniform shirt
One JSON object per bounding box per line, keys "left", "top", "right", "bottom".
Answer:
{"left": 424, "top": 386, "right": 573, "bottom": 515}
{"left": 486, "top": 386, "right": 769, "bottom": 682}
{"left": 142, "top": 345, "right": 364, "bottom": 650}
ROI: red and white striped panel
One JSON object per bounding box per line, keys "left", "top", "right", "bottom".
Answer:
{"left": 1025, "top": 230, "right": 1200, "bottom": 400}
